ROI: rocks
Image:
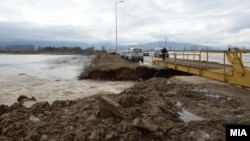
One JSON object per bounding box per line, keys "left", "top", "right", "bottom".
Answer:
{"left": 86, "top": 114, "right": 96, "bottom": 121}
{"left": 88, "top": 130, "right": 99, "bottom": 140}
{"left": 132, "top": 118, "right": 159, "bottom": 132}
{"left": 118, "top": 95, "right": 145, "bottom": 107}
{"left": 105, "top": 131, "right": 118, "bottom": 140}
{"left": 17, "top": 95, "right": 36, "bottom": 103}
{"left": 230, "top": 107, "right": 244, "bottom": 115}
{"left": 50, "top": 100, "right": 75, "bottom": 111}
{"left": 29, "top": 115, "right": 41, "bottom": 122}
{"left": 16, "top": 95, "right": 38, "bottom": 109}
{"left": 40, "top": 135, "right": 48, "bottom": 141}
{"left": 28, "top": 132, "right": 41, "bottom": 141}
{"left": 23, "top": 100, "right": 37, "bottom": 108}
{"left": 98, "top": 96, "right": 124, "bottom": 119}
{"left": 0, "top": 104, "right": 9, "bottom": 117}
{"left": 226, "top": 96, "right": 242, "bottom": 107}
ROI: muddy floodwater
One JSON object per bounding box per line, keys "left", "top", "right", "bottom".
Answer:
{"left": 0, "top": 54, "right": 135, "bottom": 105}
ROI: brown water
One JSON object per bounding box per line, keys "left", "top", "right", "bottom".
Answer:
{"left": 0, "top": 54, "right": 135, "bottom": 105}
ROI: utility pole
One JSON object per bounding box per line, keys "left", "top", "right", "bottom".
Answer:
{"left": 165, "top": 37, "right": 167, "bottom": 48}
{"left": 110, "top": 27, "right": 112, "bottom": 49}
{"left": 115, "top": 1, "right": 124, "bottom": 53}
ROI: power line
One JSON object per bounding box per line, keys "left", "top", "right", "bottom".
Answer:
{"left": 123, "top": 0, "right": 142, "bottom": 24}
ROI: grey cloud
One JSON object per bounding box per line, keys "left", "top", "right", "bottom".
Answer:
{"left": 1, "top": 0, "right": 250, "bottom": 47}
{"left": 228, "top": 15, "right": 250, "bottom": 33}
{"left": 0, "top": 21, "right": 94, "bottom": 42}
{"left": 119, "top": 0, "right": 250, "bottom": 46}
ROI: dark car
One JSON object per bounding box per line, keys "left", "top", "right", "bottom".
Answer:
{"left": 154, "top": 48, "right": 169, "bottom": 58}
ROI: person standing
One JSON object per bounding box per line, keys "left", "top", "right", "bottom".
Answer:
{"left": 161, "top": 47, "right": 167, "bottom": 60}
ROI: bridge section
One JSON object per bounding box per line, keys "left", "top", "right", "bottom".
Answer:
{"left": 152, "top": 49, "right": 250, "bottom": 88}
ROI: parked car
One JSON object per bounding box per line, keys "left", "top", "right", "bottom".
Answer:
{"left": 124, "top": 50, "right": 130, "bottom": 60}
{"left": 127, "top": 47, "right": 144, "bottom": 62}
{"left": 120, "top": 49, "right": 128, "bottom": 58}
{"left": 116, "top": 50, "right": 123, "bottom": 55}
{"left": 143, "top": 51, "right": 149, "bottom": 56}
{"left": 154, "top": 48, "right": 169, "bottom": 58}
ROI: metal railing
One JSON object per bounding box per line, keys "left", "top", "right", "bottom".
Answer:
{"left": 153, "top": 50, "right": 250, "bottom": 75}
{"left": 152, "top": 49, "right": 250, "bottom": 88}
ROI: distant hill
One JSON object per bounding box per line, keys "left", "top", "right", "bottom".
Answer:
{"left": 137, "top": 41, "right": 221, "bottom": 51}
{"left": 0, "top": 41, "right": 89, "bottom": 48}
{"left": 0, "top": 40, "right": 224, "bottom": 50}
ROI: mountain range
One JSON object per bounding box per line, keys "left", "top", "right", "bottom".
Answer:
{"left": 0, "top": 40, "right": 225, "bottom": 51}
{"left": 130, "top": 41, "right": 222, "bottom": 50}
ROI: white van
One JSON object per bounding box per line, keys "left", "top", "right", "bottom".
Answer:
{"left": 127, "top": 47, "right": 143, "bottom": 62}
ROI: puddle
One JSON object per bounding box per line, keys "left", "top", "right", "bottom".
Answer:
{"left": 176, "top": 101, "right": 182, "bottom": 107}
{"left": 178, "top": 108, "right": 204, "bottom": 122}
{"left": 177, "top": 101, "right": 203, "bottom": 122}
{"left": 205, "top": 94, "right": 221, "bottom": 99}
{"left": 192, "top": 88, "right": 208, "bottom": 93}
{"left": 192, "top": 88, "right": 221, "bottom": 99}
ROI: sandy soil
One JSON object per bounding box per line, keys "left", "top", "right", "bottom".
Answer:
{"left": 1, "top": 75, "right": 249, "bottom": 141}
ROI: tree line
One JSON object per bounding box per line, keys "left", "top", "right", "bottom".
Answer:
{"left": 0, "top": 44, "right": 35, "bottom": 52}
{"left": 37, "top": 46, "right": 83, "bottom": 52}
{"left": 37, "top": 46, "right": 97, "bottom": 54}
{"left": 0, "top": 44, "right": 103, "bottom": 54}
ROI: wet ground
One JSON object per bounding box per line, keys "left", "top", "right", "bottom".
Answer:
{"left": 1, "top": 76, "right": 249, "bottom": 141}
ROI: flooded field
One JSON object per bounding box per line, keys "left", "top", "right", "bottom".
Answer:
{"left": 1, "top": 54, "right": 250, "bottom": 140}
{"left": 0, "top": 54, "right": 135, "bottom": 105}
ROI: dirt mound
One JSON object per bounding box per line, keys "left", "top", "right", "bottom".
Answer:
{"left": 81, "top": 66, "right": 191, "bottom": 81}
{"left": 0, "top": 78, "right": 249, "bottom": 141}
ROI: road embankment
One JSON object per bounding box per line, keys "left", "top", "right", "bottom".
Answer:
{"left": 79, "top": 53, "right": 191, "bottom": 81}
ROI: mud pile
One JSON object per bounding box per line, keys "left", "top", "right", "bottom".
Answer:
{"left": 0, "top": 78, "right": 249, "bottom": 141}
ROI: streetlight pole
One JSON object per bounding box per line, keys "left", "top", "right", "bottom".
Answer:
{"left": 110, "top": 27, "right": 112, "bottom": 49}
{"left": 115, "top": 1, "right": 123, "bottom": 53}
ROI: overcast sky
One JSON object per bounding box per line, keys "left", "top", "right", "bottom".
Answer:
{"left": 1, "top": 0, "right": 250, "bottom": 47}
